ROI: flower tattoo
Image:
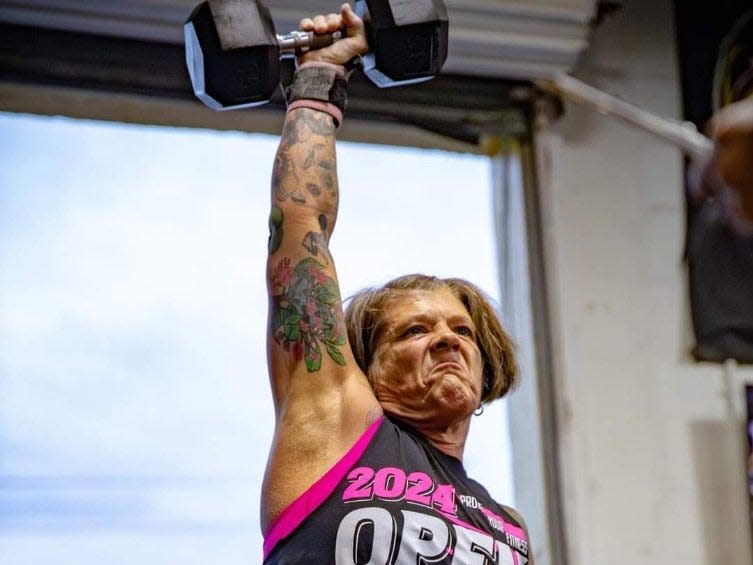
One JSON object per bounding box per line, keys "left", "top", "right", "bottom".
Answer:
{"left": 270, "top": 257, "right": 346, "bottom": 372}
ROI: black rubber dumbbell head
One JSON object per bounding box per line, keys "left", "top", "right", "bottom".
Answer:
{"left": 185, "top": 0, "right": 281, "bottom": 110}
{"left": 356, "top": 0, "right": 448, "bottom": 87}
{"left": 185, "top": 0, "right": 450, "bottom": 110}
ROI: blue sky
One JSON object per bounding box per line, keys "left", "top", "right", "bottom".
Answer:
{"left": 0, "top": 112, "right": 514, "bottom": 564}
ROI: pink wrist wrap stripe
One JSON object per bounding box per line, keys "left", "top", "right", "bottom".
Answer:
{"left": 287, "top": 100, "right": 343, "bottom": 128}
{"left": 285, "top": 61, "right": 348, "bottom": 128}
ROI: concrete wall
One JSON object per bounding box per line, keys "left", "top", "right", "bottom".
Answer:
{"left": 535, "top": 0, "right": 753, "bottom": 563}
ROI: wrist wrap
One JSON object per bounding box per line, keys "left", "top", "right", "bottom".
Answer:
{"left": 286, "top": 62, "right": 349, "bottom": 128}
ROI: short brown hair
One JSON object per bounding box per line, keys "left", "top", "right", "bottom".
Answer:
{"left": 344, "top": 274, "right": 518, "bottom": 403}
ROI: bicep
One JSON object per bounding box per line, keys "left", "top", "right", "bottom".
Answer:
{"left": 266, "top": 218, "right": 351, "bottom": 403}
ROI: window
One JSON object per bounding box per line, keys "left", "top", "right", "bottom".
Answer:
{"left": 0, "top": 112, "right": 513, "bottom": 563}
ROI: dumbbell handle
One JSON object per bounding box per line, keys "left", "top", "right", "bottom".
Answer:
{"left": 278, "top": 29, "right": 346, "bottom": 59}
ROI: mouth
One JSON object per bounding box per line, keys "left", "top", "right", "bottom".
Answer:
{"left": 431, "top": 361, "right": 465, "bottom": 375}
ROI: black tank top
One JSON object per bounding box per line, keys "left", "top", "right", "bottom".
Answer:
{"left": 263, "top": 415, "right": 530, "bottom": 564}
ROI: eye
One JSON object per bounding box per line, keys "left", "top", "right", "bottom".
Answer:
{"left": 456, "top": 326, "right": 474, "bottom": 338}
{"left": 403, "top": 326, "right": 427, "bottom": 337}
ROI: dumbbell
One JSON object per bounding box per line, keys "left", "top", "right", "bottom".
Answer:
{"left": 184, "top": 0, "right": 448, "bottom": 111}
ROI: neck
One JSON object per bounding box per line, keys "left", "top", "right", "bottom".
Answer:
{"left": 386, "top": 409, "right": 472, "bottom": 460}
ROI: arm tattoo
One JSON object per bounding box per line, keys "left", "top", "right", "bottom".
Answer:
{"left": 272, "top": 110, "right": 338, "bottom": 218}
{"left": 268, "top": 206, "right": 284, "bottom": 254}
{"left": 273, "top": 151, "right": 307, "bottom": 204}
{"left": 270, "top": 256, "right": 347, "bottom": 372}
{"left": 301, "top": 214, "right": 332, "bottom": 265}
{"left": 269, "top": 109, "right": 344, "bottom": 371}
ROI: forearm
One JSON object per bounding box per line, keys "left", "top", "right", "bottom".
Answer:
{"left": 269, "top": 0, "right": 367, "bottom": 243}
{"left": 265, "top": 2, "right": 367, "bottom": 398}
{"left": 267, "top": 106, "right": 348, "bottom": 389}
{"left": 270, "top": 107, "right": 338, "bottom": 251}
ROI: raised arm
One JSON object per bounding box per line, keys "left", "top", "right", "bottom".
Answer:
{"left": 267, "top": 100, "right": 347, "bottom": 401}
{"left": 262, "top": 3, "right": 380, "bottom": 531}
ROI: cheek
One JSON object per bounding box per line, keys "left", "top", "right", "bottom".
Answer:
{"left": 366, "top": 351, "right": 385, "bottom": 391}
{"left": 368, "top": 346, "right": 396, "bottom": 390}
{"left": 369, "top": 344, "right": 421, "bottom": 387}
{"left": 470, "top": 347, "right": 484, "bottom": 383}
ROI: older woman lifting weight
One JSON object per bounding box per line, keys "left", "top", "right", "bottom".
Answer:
{"left": 262, "top": 4, "right": 531, "bottom": 564}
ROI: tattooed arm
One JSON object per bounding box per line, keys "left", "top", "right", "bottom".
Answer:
{"left": 262, "top": 4, "right": 379, "bottom": 532}
{"left": 267, "top": 108, "right": 351, "bottom": 388}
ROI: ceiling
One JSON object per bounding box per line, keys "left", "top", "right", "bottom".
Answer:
{"left": 0, "top": 0, "right": 598, "bottom": 149}
{"left": 0, "top": 0, "right": 597, "bottom": 78}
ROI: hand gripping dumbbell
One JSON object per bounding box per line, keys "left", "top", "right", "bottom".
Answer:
{"left": 184, "top": 0, "right": 448, "bottom": 111}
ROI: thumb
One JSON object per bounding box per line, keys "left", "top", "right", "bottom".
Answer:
{"left": 341, "top": 3, "right": 364, "bottom": 30}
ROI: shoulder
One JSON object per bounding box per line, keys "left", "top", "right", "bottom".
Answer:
{"left": 500, "top": 503, "right": 526, "bottom": 527}
{"left": 500, "top": 504, "right": 534, "bottom": 564}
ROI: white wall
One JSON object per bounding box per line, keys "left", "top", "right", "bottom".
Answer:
{"left": 535, "top": 0, "right": 753, "bottom": 563}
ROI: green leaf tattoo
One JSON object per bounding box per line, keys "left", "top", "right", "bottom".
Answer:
{"left": 268, "top": 205, "right": 284, "bottom": 254}
{"left": 270, "top": 256, "right": 346, "bottom": 372}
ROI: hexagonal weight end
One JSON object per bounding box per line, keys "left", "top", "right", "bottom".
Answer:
{"left": 358, "top": 0, "right": 448, "bottom": 87}
{"left": 185, "top": 1, "right": 281, "bottom": 110}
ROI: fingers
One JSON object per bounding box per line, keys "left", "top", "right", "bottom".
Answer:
{"left": 296, "top": 3, "right": 368, "bottom": 65}
{"left": 340, "top": 3, "right": 364, "bottom": 31}
{"left": 300, "top": 12, "right": 344, "bottom": 35}
{"left": 299, "top": 3, "right": 362, "bottom": 34}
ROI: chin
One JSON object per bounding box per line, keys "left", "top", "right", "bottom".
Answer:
{"left": 433, "top": 379, "right": 477, "bottom": 415}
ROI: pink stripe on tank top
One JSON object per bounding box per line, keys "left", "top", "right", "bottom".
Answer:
{"left": 262, "top": 416, "right": 384, "bottom": 559}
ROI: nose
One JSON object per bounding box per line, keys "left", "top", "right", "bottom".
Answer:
{"left": 431, "top": 325, "right": 461, "bottom": 352}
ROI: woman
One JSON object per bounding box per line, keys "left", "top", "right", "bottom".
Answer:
{"left": 262, "top": 4, "right": 531, "bottom": 563}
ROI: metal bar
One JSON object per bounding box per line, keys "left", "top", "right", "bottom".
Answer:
{"left": 520, "top": 136, "right": 570, "bottom": 565}
{"left": 536, "top": 72, "right": 714, "bottom": 160}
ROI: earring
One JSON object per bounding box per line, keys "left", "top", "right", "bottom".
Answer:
{"left": 474, "top": 404, "right": 484, "bottom": 416}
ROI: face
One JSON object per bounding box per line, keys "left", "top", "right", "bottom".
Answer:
{"left": 369, "top": 288, "right": 484, "bottom": 426}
